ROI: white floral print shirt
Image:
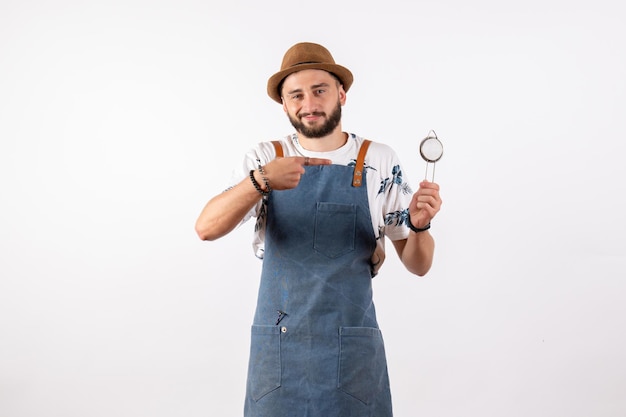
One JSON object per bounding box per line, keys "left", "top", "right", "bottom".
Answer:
{"left": 227, "top": 133, "right": 414, "bottom": 276}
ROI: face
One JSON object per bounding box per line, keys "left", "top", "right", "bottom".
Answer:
{"left": 280, "top": 69, "right": 346, "bottom": 139}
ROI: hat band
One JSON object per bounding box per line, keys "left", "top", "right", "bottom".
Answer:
{"left": 288, "top": 61, "right": 323, "bottom": 68}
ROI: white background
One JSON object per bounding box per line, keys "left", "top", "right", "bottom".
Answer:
{"left": 1, "top": 0, "right": 625, "bottom": 416}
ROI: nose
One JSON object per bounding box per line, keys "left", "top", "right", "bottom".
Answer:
{"left": 301, "top": 93, "right": 319, "bottom": 114}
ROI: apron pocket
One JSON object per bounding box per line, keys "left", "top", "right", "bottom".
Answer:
{"left": 248, "top": 325, "right": 281, "bottom": 401}
{"left": 337, "top": 326, "right": 387, "bottom": 405}
{"left": 314, "top": 202, "right": 355, "bottom": 258}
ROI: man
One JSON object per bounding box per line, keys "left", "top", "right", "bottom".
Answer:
{"left": 195, "top": 42, "right": 442, "bottom": 417}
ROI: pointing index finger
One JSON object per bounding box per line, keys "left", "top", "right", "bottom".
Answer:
{"left": 303, "top": 157, "right": 332, "bottom": 166}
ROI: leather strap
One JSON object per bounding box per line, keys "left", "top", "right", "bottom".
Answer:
{"left": 271, "top": 141, "right": 284, "bottom": 158}
{"left": 352, "top": 139, "right": 372, "bottom": 187}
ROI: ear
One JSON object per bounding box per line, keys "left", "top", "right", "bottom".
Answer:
{"left": 282, "top": 97, "right": 288, "bottom": 113}
{"left": 338, "top": 85, "right": 347, "bottom": 106}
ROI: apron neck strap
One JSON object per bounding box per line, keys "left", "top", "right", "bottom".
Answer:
{"left": 352, "top": 139, "right": 372, "bottom": 187}
{"left": 271, "top": 141, "right": 284, "bottom": 158}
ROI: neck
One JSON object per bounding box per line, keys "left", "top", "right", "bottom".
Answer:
{"left": 297, "top": 129, "right": 347, "bottom": 152}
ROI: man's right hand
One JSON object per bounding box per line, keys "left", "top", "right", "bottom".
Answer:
{"left": 260, "top": 156, "right": 332, "bottom": 190}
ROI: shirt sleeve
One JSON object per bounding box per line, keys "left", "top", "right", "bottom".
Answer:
{"left": 375, "top": 144, "right": 413, "bottom": 242}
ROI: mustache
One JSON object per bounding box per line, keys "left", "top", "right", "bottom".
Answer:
{"left": 298, "top": 111, "right": 326, "bottom": 118}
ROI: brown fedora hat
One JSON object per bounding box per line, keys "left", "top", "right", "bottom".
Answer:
{"left": 267, "top": 42, "right": 353, "bottom": 103}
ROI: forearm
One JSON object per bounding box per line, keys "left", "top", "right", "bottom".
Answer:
{"left": 195, "top": 172, "right": 263, "bottom": 241}
{"left": 195, "top": 156, "right": 332, "bottom": 241}
{"left": 396, "top": 180, "right": 441, "bottom": 275}
{"left": 394, "top": 231, "right": 435, "bottom": 276}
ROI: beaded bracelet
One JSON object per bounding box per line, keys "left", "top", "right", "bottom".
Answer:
{"left": 257, "top": 164, "right": 272, "bottom": 193}
{"left": 249, "top": 170, "right": 270, "bottom": 198}
{"left": 407, "top": 212, "right": 431, "bottom": 233}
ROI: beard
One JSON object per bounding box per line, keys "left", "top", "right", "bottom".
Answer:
{"left": 287, "top": 100, "right": 342, "bottom": 138}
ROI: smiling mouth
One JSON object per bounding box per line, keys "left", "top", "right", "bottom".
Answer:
{"left": 300, "top": 112, "right": 325, "bottom": 121}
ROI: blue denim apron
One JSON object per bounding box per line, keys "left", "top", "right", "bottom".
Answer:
{"left": 244, "top": 141, "right": 393, "bottom": 417}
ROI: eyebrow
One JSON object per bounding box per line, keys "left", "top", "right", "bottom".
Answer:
{"left": 286, "top": 82, "right": 332, "bottom": 96}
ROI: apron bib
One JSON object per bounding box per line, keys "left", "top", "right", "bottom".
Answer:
{"left": 244, "top": 141, "right": 393, "bottom": 417}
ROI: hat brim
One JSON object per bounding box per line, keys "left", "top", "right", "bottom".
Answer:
{"left": 267, "top": 63, "right": 353, "bottom": 104}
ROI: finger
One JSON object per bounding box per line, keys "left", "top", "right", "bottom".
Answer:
{"left": 416, "top": 200, "right": 439, "bottom": 212}
{"left": 414, "top": 191, "right": 441, "bottom": 208}
{"left": 415, "top": 189, "right": 440, "bottom": 203}
{"left": 414, "top": 200, "right": 438, "bottom": 218}
{"left": 421, "top": 192, "right": 442, "bottom": 207}
{"left": 419, "top": 180, "right": 440, "bottom": 191}
{"left": 302, "top": 157, "right": 332, "bottom": 166}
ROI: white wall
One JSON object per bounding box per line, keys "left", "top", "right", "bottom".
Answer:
{"left": 1, "top": 1, "right": 624, "bottom": 416}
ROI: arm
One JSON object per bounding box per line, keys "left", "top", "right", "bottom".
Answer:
{"left": 194, "top": 170, "right": 265, "bottom": 241}
{"left": 392, "top": 180, "right": 442, "bottom": 276}
{"left": 195, "top": 156, "right": 332, "bottom": 241}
